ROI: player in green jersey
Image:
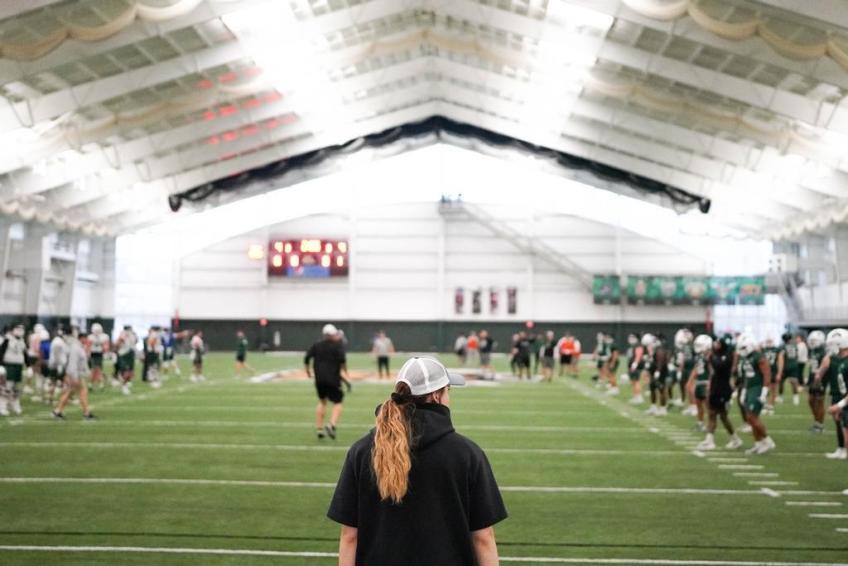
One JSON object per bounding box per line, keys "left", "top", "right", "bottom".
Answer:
{"left": 675, "top": 329, "right": 696, "bottom": 414}
{"left": 624, "top": 333, "right": 645, "bottom": 405}
{"left": 762, "top": 338, "right": 780, "bottom": 413}
{"left": 805, "top": 330, "right": 827, "bottom": 433}
{"left": 687, "top": 334, "right": 712, "bottom": 432}
{"left": 777, "top": 332, "right": 803, "bottom": 407}
{"left": 235, "top": 330, "right": 253, "bottom": 378}
{"left": 822, "top": 329, "right": 848, "bottom": 459}
{"left": 736, "top": 334, "right": 775, "bottom": 455}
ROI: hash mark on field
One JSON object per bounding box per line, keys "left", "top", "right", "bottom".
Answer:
{"left": 786, "top": 501, "right": 842, "bottom": 507}
{"left": 760, "top": 488, "right": 781, "bottom": 498}
{"left": 809, "top": 513, "right": 848, "bottom": 519}
{"left": 748, "top": 481, "right": 798, "bottom": 486}
{"left": 707, "top": 458, "right": 748, "bottom": 463}
{"left": 733, "top": 472, "right": 779, "bottom": 478}
{"left": 719, "top": 464, "right": 764, "bottom": 470}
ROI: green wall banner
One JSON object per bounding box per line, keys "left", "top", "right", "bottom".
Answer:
{"left": 592, "top": 275, "right": 622, "bottom": 304}
{"left": 594, "top": 275, "right": 766, "bottom": 306}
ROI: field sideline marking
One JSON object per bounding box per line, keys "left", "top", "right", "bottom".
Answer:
{"left": 809, "top": 514, "right": 848, "bottom": 519}
{"left": 0, "top": 546, "right": 844, "bottom": 565}
{"left": 0, "top": 442, "right": 705, "bottom": 457}
{"left": 0, "top": 477, "right": 801, "bottom": 496}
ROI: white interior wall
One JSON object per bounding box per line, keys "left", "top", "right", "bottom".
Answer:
{"left": 175, "top": 202, "right": 711, "bottom": 322}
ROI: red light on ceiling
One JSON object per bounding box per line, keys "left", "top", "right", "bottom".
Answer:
{"left": 264, "top": 118, "right": 280, "bottom": 129}
{"left": 242, "top": 98, "right": 261, "bottom": 109}
{"left": 219, "top": 72, "right": 237, "bottom": 83}
{"left": 263, "top": 92, "right": 283, "bottom": 103}
{"left": 222, "top": 131, "right": 238, "bottom": 142}
{"left": 219, "top": 105, "right": 238, "bottom": 116}
{"left": 241, "top": 125, "right": 258, "bottom": 136}
{"left": 197, "top": 79, "right": 213, "bottom": 89}
{"left": 207, "top": 135, "right": 220, "bottom": 145}
{"left": 202, "top": 110, "right": 216, "bottom": 121}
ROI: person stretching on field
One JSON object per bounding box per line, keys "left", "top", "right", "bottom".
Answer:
{"left": 305, "top": 324, "right": 349, "bottom": 440}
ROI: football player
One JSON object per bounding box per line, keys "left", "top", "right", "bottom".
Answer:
{"left": 737, "top": 334, "right": 775, "bottom": 455}
{"left": 806, "top": 330, "right": 827, "bottom": 433}
{"left": 88, "top": 322, "right": 110, "bottom": 391}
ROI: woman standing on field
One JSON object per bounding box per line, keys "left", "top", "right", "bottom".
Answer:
{"left": 327, "top": 357, "right": 507, "bottom": 566}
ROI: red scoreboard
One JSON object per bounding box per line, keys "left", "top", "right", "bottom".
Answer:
{"left": 268, "top": 239, "right": 349, "bottom": 278}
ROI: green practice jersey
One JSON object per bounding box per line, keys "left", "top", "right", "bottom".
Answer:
{"left": 832, "top": 354, "right": 848, "bottom": 402}
{"left": 738, "top": 351, "right": 765, "bottom": 390}
{"left": 236, "top": 337, "right": 248, "bottom": 356}
{"left": 693, "top": 352, "right": 710, "bottom": 384}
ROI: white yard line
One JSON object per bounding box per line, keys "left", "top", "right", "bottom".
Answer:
{"left": 0, "top": 546, "right": 843, "bottom": 565}
{"left": 748, "top": 481, "right": 799, "bottom": 486}
{"left": 0, "top": 477, "right": 791, "bottom": 496}
{"left": 786, "top": 502, "right": 842, "bottom": 507}
{"left": 809, "top": 514, "right": 848, "bottom": 519}
{"left": 0, "top": 442, "right": 702, "bottom": 457}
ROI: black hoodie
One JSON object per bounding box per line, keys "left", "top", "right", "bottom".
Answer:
{"left": 327, "top": 403, "right": 507, "bottom": 566}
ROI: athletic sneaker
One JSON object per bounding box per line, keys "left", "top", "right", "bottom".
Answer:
{"left": 696, "top": 437, "right": 716, "bottom": 451}
{"left": 316, "top": 428, "right": 326, "bottom": 440}
{"left": 826, "top": 448, "right": 848, "bottom": 460}
{"left": 605, "top": 387, "right": 619, "bottom": 396}
{"left": 22, "top": 385, "right": 33, "bottom": 395}
{"left": 629, "top": 395, "right": 644, "bottom": 405}
{"left": 83, "top": 413, "right": 97, "bottom": 421}
{"left": 725, "top": 436, "right": 743, "bottom": 450}
{"left": 671, "top": 398, "right": 684, "bottom": 408}
{"left": 682, "top": 405, "right": 698, "bottom": 416}
{"left": 756, "top": 437, "right": 776, "bottom": 454}
{"left": 693, "top": 422, "right": 706, "bottom": 433}
{"left": 11, "top": 399, "right": 21, "bottom": 415}
{"left": 150, "top": 381, "right": 161, "bottom": 389}
{"left": 51, "top": 410, "right": 65, "bottom": 420}
{"left": 0, "top": 400, "right": 8, "bottom": 417}
{"left": 809, "top": 423, "right": 824, "bottom": 433}
{"left": 655, "top": 406, "right": 668, "bottom": 416}
{"left": 121, "top": 384, "right": 131, "bottom": 396}
{"left": 776, "top": 396, "right": 784, "bottom": 404}
{"left": 644, "top": 405, "right": 658, "bottom": 416}
{"left": 740, "top": 424, "right": 753, "bottom": 433}
{"left": 763, "top": 404, "right": 774, "bottom": 416}
{"left": 324, "top": 424, "right": 337, "bottom": 440}
{"left": 745, "top": 441, "right": 762, "bottom": 455}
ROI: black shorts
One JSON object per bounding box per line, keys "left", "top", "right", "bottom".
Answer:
{"left": 377, "top": 356, "right": 389, "bottom": 371}
{"left": 316, "top": 382, "right": 344, "bottom": 403}
{"left": 236, "top": 353, "right": 246, "bottom": 363}
{"left": 517, "top": 355, "right": 531, "bottom": 368}
{"left": 560, "top": 354, "right": 572, "bottom": 365}
{"left": 709, "top": 392, "right": 731, "bottom": 412}
{"left": 608, "top": 359, "right": 620, "bottom": 372}
{"left": 809, "top": 380, "right": 825, "bottom": 397}
{"left": 90, "top": 353, "right": 104, "bottom": 369}
{"left": 49, "top": 367, "right": 65, "bottom": 382}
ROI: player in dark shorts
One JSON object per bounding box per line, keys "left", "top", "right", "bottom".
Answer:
{"left": 777, "top": 332, "right": 803, "bottom": 407}
{"left": 234, "top": 330, "right": 253, "bottom": 377}
{"left": 645, "top": 334, "right": 670, "bottom": 416}
{"left": 696, "top": 335, "right": 742, "bottom": 450}
{"left": 305, "top": 324, "right": 349, "bottom": 440}
{"left": 513, "top": 331, "right": 532, "bottom": 380}
{"left": 603, "top": 334, "right": 620, "bottom": 396}
{"left": 539, "top": 331, "right": 556, "bottom": 383}
{"left": 736, "top": 334, "right": 775, "bottom": 455}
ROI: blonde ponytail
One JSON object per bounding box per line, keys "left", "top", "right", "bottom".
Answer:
{"left": 372, "top": 382, "right": 415, "bottom": 504}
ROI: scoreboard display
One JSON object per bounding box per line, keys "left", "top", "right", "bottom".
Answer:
{"left": 268, "top": 239, "right": 349, "bottom": 278}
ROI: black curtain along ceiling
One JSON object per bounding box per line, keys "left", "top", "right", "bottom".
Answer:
{"left": 167, "top": 115, "right": 709, "bottom": 213}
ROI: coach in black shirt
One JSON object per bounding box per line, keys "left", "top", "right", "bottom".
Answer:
{"left": 328, "top": 357, "right": 507, "bottom": 566}
{"left": 305, "top": 324, "right": 348, "bottom": 440}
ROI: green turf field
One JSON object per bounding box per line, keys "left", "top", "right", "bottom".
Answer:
{"left": 1, "top": 351, "right": 847, "bottom": 565}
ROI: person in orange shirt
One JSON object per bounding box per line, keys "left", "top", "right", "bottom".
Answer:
{"left": 556, "top": 334, "right": 575, "bottom": 378}
{"left": 465, "top": 331, "right": 480, "bottom": 367}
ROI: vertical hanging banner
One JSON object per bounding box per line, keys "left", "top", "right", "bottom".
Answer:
{"left": 489, "top": 288, "right": 499, "bottom": 314}
{"left": 507, "top": 287, "right": 517, "bottom": 314}
{"left": 454, "top": 287, "right": 464, "bottom": 315}
{"left": 472, "top": 288, "right": 482, "bottom": 314}
{"left": 592, "top": 275, "right": 622, "bottom": 305}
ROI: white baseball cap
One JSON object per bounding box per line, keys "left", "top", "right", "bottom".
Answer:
{"left": 396, "top": 357, "right": 466, "bottom": 396}
{"left": 322, "top": 324, "right": 338, "bottom": 336}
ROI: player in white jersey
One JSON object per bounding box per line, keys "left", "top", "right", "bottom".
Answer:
{"left": 88, "top": 323, "right": 110, "bottom": 391}
{"left": 0, "top": 324, "right": 27, "bottom": 416}
{"left": 115, "top": 325, "right": 138, "bottom": 395}
{"left": 24, "top": 323, "right": 46, "bottom": 398}
{"left": 46, "top": 327, "right": 69, "bottom": 406}
{"left": 142, "top": 327, "right": 163, "bottom": 388}
{"left": 190, "top": 332, "right": 206, "bottom": 382}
